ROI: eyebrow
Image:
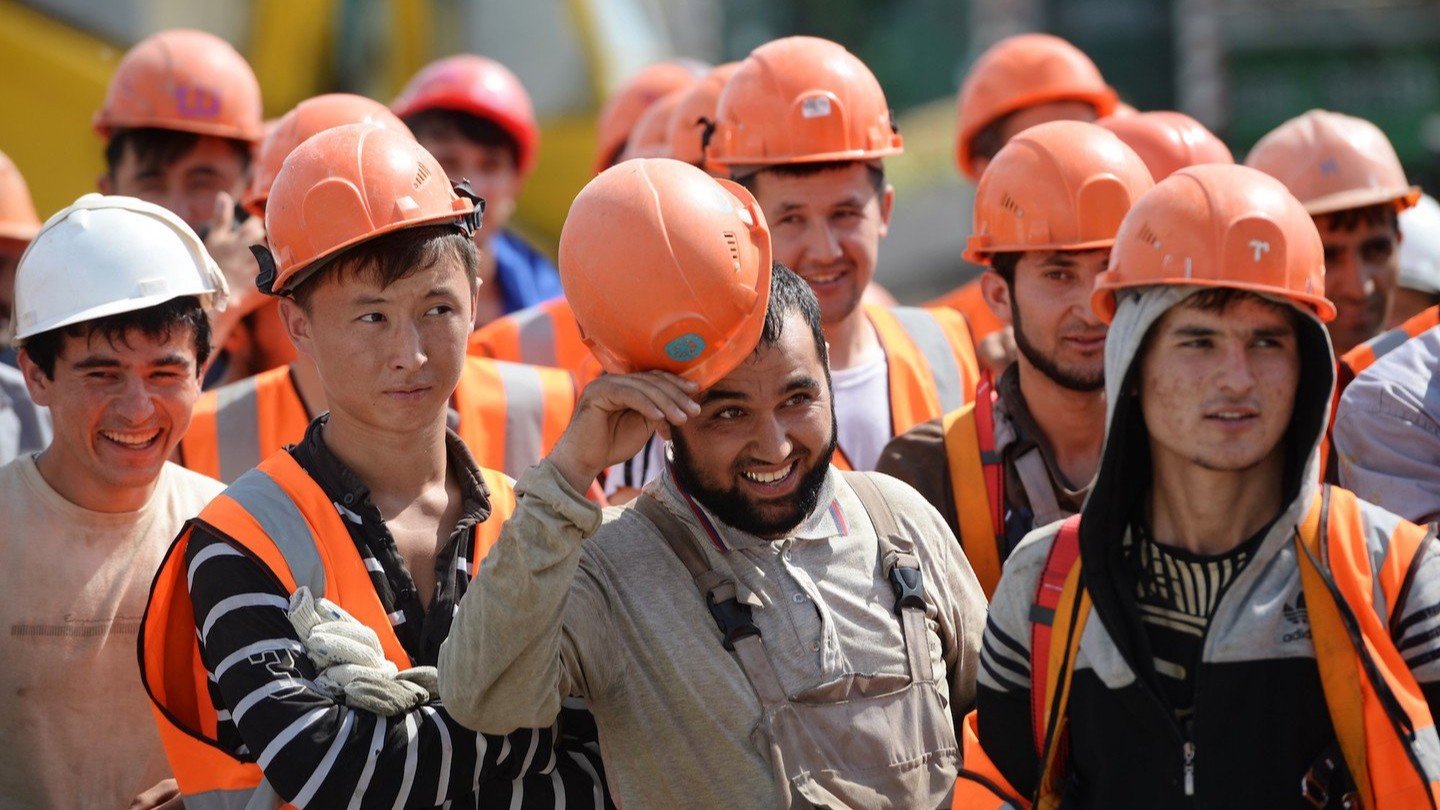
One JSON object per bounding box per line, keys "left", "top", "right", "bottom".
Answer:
{"left": 1172, "top": 324, "right": 1292, "bottom": 339}
{"left": 699, "top": 375, "right": 822, "bottom": 406}
{"left": 72, "top": 353, "right": 190, "bottom": 370}
{"left": 1041, "top": 254, "right": 1079, "bottom": 268}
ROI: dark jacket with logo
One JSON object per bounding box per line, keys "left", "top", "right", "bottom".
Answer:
{"left": 974, "top": 288, "right": 1440, "bottom": 807}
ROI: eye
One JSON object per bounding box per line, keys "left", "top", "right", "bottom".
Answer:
{"left": 783, "top": 392, "right": 814, "bottom": 408}
{"left": 715, "top": 407, "right": 745, "bottom": 420}
{"left": 1361, "top": 239, "right": 1395, "bottom": 263}
{"left": 776, "top": 214, "right": 803, "bottom": 227}
{"left": 1043, "top": 269, "right": 1074, "bottom": 283}
{"left": 424, "top": 304, "right": 453, "bottom": 316}
{"left": 358, "top": 312, "right": 385, "bottom": 324}
{"left": 1179, "top": 337, "right": 1213, "bottom": 349}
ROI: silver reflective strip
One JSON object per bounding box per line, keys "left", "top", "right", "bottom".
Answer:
{"left": 224, "top": 468, "right": 327, "bottom": 598}
{"left": 1368, "top": 325, "right": 1413, "bottom": 364}
{"left": 889, "top": 307, "right": 964, "bottom": 412}
{"left": 181, "top": 787, "right": 272, "bottom": 810}
{"left": 214, "top": 377, "right": 262, "bottom": 484}
{"left": 1415, "top": 722, "right": 1440, "bottom": 781}
{"left": 515, "top": 307, "right": 557, "bottom": 367}
{"left": 497, "top": 361, "right": 546, "bottom": 476}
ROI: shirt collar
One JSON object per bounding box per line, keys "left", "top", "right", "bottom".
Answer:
{"left": 654, "top": 457, "right": 848, "bottom": 551}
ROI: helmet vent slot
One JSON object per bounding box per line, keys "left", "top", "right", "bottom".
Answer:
{"left": 723, "top": 231, "right": 741, "bottom": 268}
{"left": 414, "top": 162, "right": 431, "bottom": 188}
{"left": 1001, "top": 193, "right": 1022, "bottom": 216}
{"left": 1137, "top": 224, "right": 1161, "bottom": 248}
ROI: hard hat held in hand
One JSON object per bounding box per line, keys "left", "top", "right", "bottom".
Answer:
{"left": 1099, "top": 111, "right": 1233, "bottom": 182}
{"left": 259, "top": 123, "right": 480, "bottom": 296}
{"left": 668, "top": 62, "right": 743, "bottom": 171}
{"left": 0, "top": 149, "right": 41, "bottom": 247}
{"left": 560, "top": 158, "right": 772, "bottom": 389}
{"left": 391, "top": 55, "right": 540, "bottom": 175}
{"left": 1094, "top": 163, "right": 1335, "bottom": 323}
{"left": 709, "top": 36, "right": 903, "bottom": 169}
{"left": 94, "top": 29, "right": 263, "bottom": 142}
{"left": 12, "top": 194, "right": 229, "bottom": 343}
{"left": 956, "top": 33, "right": 1117, "bottom": 181}
{"left": 245, "top": 94, "right": 416, "bottom": 218}
{"left": 965, "top": 120, "right": 1154, "bottom": 264}
{"left": 1245, "top": 109, "right": 1420, "bottom": 216}
{"left": 593, "top": 60, "right": 709, "bottom": 175}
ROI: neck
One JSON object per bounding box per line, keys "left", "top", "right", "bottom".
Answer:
{"left": 290, "top": 358, "right": 327, "bottom": 417}
{"left": 824, "top": 307, "right": 881, "bottom": 370}
{"left": 1147, "top": 446, "right": 1286, "bottom": 556}
{"left": 35, "top": 448, "right": 157, "bottom": 513}
{"left": 1015, "top": 359, "right": 1106, "bottom": 486}
{"left": 321, "top": 408, "right": 450, "bottom": 511}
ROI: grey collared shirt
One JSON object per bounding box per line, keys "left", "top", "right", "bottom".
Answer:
{"left": 1334, "top": 324, "right": 1440, "bottom": 523}
{"left": 0, "top": 364, "right": 49, "bottom": 467}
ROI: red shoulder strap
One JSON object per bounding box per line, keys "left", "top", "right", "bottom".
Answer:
{"left": 1031, "top": 514, "right": 1083, "bottom": 756}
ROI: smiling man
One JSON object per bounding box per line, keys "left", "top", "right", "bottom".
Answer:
{"left": 957, "top": 165, "right": 1440, "bottom": 808}
{"left": 877, "top": 121, "right": 1153, "bottom": 597}
{"left": 0, "top": 195, "right": 227, "bottom": 807}
{"left": 139, "top": 125, "right": 604, "bottom": 807}
{"left": 440, "top": 159, "right": 986, "bottom": 807}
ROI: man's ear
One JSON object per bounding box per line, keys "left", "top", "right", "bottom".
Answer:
{"left": 97, "top": 173, "right": 113, "bottom": 195}
{"left": 16, "top": 348, "right": 54, "bottom": 407}
{"left": 876, "top": 183, "right": 896, "bottom": 239}
{"left": 278, "top": 298, "right": 314, "bottom": 358}
{"left": 979, "top": 269, "right": 1014, "bottom": 326}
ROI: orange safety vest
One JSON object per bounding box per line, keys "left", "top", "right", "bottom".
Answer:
{"left": 181, "top": 358, "right": 578, "bottom": 483}
{"left": 939, "top": 378, "right": 1005, "bottom": 598}
{"left": 955, "top": 487, "right": 1440, "bottom": 809}
{"left": 831, "top": 304, "right": 983, "bottom": 471}
{"left": 468, "top": 298, "right": 604, "bottom": 388}
{"left": 1338, "top": 305, "right": 1440, "bottom": 398}
{"left": 927, "top": 277, "right": 1006, "bottom": 342}
{"left": 139, "top": 451, "right": 516, "bottom": 808}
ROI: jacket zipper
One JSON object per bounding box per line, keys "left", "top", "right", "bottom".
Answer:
{"left": 1183, "top": 740, "right": 1196, "bottom": 796}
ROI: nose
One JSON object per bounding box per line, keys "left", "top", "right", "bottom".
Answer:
{"left": 804, "top": 219, "right": 844, "bottom": 265}
{"left": 388, "top": 319, "right": 428, "bottom": 372}
{"left": 1325, "top": 247, "right": 1372, "bottom": 303}
{"left": 1215, "top": 343, "right": 1257, "bottom": 396}
{"left": 113, "top": 375, "right": 158, "bottom": 424}
{"left": 749, "top": 412, "right": 795, "bottom": 466}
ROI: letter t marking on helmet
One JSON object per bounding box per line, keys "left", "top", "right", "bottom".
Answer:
{"left": 1250, "top": 240, "right": 1271, "bottom": 262}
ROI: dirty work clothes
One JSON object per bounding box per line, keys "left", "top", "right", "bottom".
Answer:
{"left": 0, "top": 364, "right": 48, "bottom": 466}
{"left": 492, "top": 229, "right": 563, "bottom": 315}
{"left": 440, "top": 460, "right": 987, "bottom": 807}
{"left": 0, "top": 457, "right": 222, "bottom": 808}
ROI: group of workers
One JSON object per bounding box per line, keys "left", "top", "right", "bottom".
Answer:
{"left": 2, "top": 22, "right": 1440, "bottom": 810}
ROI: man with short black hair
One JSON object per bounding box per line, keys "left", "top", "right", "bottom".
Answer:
{"left": 0, "top": 194, "right": 227, "bottom": 807}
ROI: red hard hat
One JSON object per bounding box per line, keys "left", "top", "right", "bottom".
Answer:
{"left": 593, "top": 60, "right": 709, "bottom": 175}
{"left": 95, "top": 29, "right": 263, "bottom": 142}
{"left": 0, "top": 149, "right": 41, "bottom": 248}
{"left": 260, "top": 124, "right": 479, "bottom": 295}
{"left": 392, "top": 55, "right": 540, "bottom": 175}
{"left": 1245, "top": 109, "right": 1419, "bottom": 216}
{"left": 1098, "top": 111, "right": 1232, "bottom": 182}
{"left": 245, "top": 94, "right": 415, "bottom": 218}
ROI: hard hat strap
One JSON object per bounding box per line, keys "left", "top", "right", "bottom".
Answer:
{"left": 453, "top": 180, "right": 487, "bottom": 238}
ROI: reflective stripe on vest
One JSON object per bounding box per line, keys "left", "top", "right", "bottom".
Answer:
{"left": 498, "top": 361, "right": 547, "bottom": 477}
{"left": 179, "top": 366, "right": 309, "bottom": 485}
{"left": 1337, "top": 305, "right": 1440, "bottom": 400}
{"left": 888, "top": 306, "right": 966, "bottom": 414}
{"left": 183, "top": 783, "right": 282, "bottom": 810}
{"left": 222, "top": 466, "right": 328, "bottom": 597}
{"left": 452, "top": 358, "right": 576, "bottom": 478}
{"left": 515, "top": 303, "right": 559, "bottom": 368}
{"left": 214, "top": 376, "right": 262, "bottom": 485}
{"left": 866, "top": 304, "right": 979, "bottom": 436}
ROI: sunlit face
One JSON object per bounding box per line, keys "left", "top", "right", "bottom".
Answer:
{"left": 417, "top": 126, "right": 520, "bottom": 243}
{"left": 668, "top": 310, "right": 837, "bottom": 538}
{"left": 749, "top": 164, "right": 893, "bottom": 326}
{"left": 1317, "top": 215, "right": 1400, "bottom": 355}
{"left": 282, "top": 252, "right": 476, "bottom": 436}
{"left": 1139, "top": 295, "right": 1300, "bottom": 474}
{"left": 103, "top": 135, "right": 248, "bottom": 230}
{"left": 986, "top": 249, "right": 1109, "bottom": 389}
{"left": 20, "top": 325, "right": 201, "bottom": 493}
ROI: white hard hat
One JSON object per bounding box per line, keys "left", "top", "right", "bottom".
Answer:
{"left": 12, "top": 194, "right": 229, "bottom": 344}
{"left": 1399, "top": 193, "right": 1440, "bottom": 296}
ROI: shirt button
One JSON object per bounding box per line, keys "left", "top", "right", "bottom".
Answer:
{"left": 398, "top": 587, "right": 415, "bottom": 602}
{"left": 792, "top": 593, "right": 806, "bottom": 603}
{"left": 811, "top": 642, "right": 821, "bottom": 652}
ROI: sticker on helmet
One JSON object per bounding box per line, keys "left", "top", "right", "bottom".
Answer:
{"left": 801, "top": 96, "right": 832, "bottom": 119}
{"left": 665, "top": 333, "right": 706, "bottom": 362}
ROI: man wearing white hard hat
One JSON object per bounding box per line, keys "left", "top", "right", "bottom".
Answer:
{"left": 0, "top": 194, "right": 227, "bottom": 807}
{"left": 1393, "top": 194, "right": 1440, "bottom": 325}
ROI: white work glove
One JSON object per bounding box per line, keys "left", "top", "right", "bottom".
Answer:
{"left": 287, "top": 587, "right": 438, "bottom": 716}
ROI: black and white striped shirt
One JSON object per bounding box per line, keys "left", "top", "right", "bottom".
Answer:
{"left": 184, "top": 417, "right": 609, "bottom": 808}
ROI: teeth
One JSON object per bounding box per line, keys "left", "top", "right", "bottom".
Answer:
{"left": 1214, "top": 412, "right": 1250, "bottom": 420}
{"left": 809, "top": 273, "right": 842, "bottom": 284}
{"left": 100, "top": 429, "right": 159, "bottom": 447}
{"left": 743, "top": 463, "right": 793, "bottom": 484}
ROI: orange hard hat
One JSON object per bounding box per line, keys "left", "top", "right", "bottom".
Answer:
{"left": 559, "top": 158, "right": 773, "bottom": 388}
{"left": 1098, "top": 111, "right": 1232, "bottom": 182}
{"left": 257, "top": 124, "right": 480, "bottom": 295}
{"left": 245, "top": 94, "right": 415, "bottom": 218}
{"left": 1094, "top": 163, "right": 1334, "bottom": 323}
{"left": 667, "top": 62, "right": 743, "bottom": 170}
{"left": 965, "top": 121, "right": 1154, "bottom": 264}
{"left": 593, "top": 60, "right": 708, "bottom": 175}
{"left": 955, "top": 34, "right": 1117, "bottom": 181}
{"left": 709, "top": 36, "right": 903, "bottom": 169}
{"left": 94, "top": 29, "right": 263, "bottom": 142}
{"left": 0, "top": 149, "right": 41, "bottom": 248}
{"left": 391, "top": 55, "right": 540, "bottom": 175}
{"left": 1244, "top": 109, "right": 1419, "bottom": 216}
{"left": 619, "top": 90, "right": 685, "bottom": 161}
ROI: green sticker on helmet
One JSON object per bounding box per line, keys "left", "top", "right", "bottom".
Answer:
{"left": 665, "top": 333, "right": 706, "bottom": 362}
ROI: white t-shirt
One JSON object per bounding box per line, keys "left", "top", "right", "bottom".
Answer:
{"left": 829, "top": 350, "right": 892, "bottom": 471}
{"left": 0, "top": 456, "right": 223, "bottom": 808}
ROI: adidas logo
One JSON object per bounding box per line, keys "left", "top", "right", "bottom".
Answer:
{"left": 1282, "top": 591, "right": 1311, "bottom": 643}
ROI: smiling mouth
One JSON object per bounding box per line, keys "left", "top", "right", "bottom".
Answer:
{"left": 742, "top": 461, "right": 796, "bottom": 485}
{"left": 804, "top": 268, "right": 849, "bottom": 286}
{"left": 99, "top": 428, "right": 162, "bottom": 449}
{"left": 1206, "top": 410, "right": 1258, "bottom": 423}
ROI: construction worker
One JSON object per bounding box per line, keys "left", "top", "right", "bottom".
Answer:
{"left": 439, "top": 158, "right": 986, "bottom": 807}
{"left": 704, "top": 35, "right": 981, "bottom": 474}
{"left": 139, "top": 124, "right": 605, "bottom": 806}
{"left": 0, "top": 195, "right": 227, "bottom": 807}
{"left": 1391, "top": 194, "right": 1440, "bottom": 325}
{"left": 94, "top": 28, "right": 270, "bottom": 384}
{"left": 179, "top": 92, "right": 581, "bottom": 486}
{"left": 959, "top": 164, "right": 1440, "bottom": 808}
{"left": 1246, "top": 109, "right": 1420, "bottom": 358}
{"left": 931, "top": 33, "right": 1119, "bottom": 369}
{"left": 1098, "top": 110, "right": 1233, "bottom": 181}
{"left": 0, "top": 149, "right": 49, "bottom": 464}
{"left": 393, "top": 55, "right": 564, "bottom": 328}
{"left": 876, "top": 121, "right": 1154, "bottom": 597}
{"left": 592, "top": 59, "right": 708, "bottom": 174}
